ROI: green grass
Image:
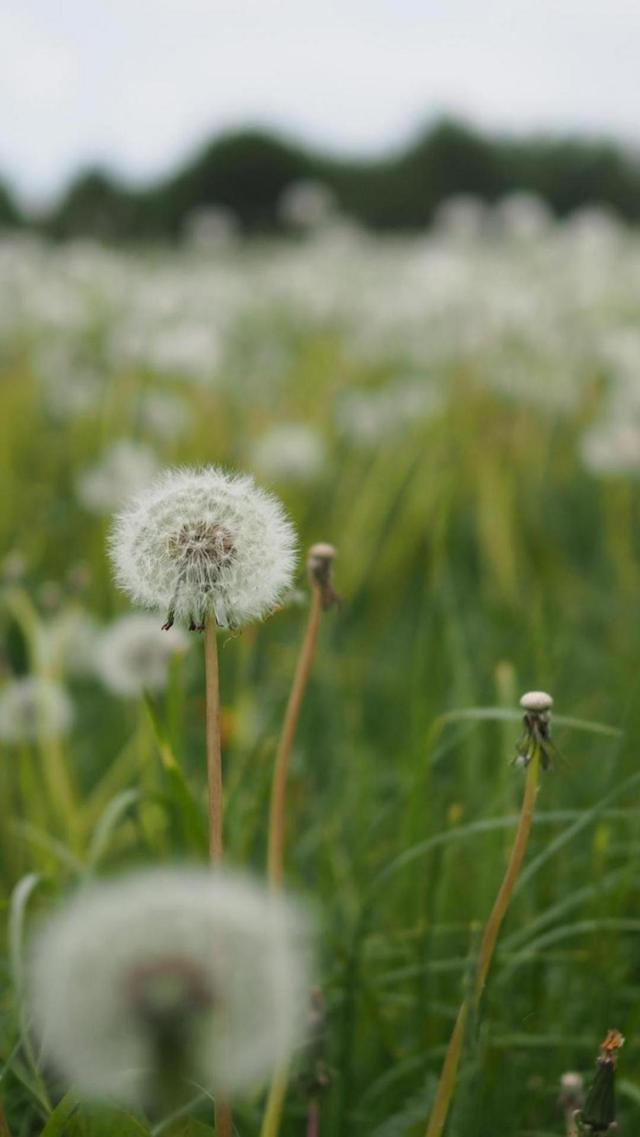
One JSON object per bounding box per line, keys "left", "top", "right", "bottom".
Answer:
{"left": 1, "top": 275, "right": 640, "bottom": 1137}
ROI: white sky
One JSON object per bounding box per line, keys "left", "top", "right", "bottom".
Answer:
{"left": 2, "top": 0, "right": 640, "bottom": 205}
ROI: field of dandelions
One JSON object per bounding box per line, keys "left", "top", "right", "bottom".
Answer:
{"left": 3, "top": 194, "right": 640, "bottom": 1137}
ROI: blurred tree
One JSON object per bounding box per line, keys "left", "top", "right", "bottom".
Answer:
{"left": 0, "top": 180, "right": 22, "bottom": 229}
{"left": 142, "top": 130, "right": 314, "bottom": 236}
{"left": 36, "top": 119, "right": 640, "bottom": 240}
{"left": 47, "top": 169, "right": 138, "bottom": 240}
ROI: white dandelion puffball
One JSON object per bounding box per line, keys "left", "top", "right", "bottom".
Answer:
{"left": 29, "top": 868, "right": 310, "bottom": 1106}
{"left": 78, "top": 440, "right": 160, "bottom": 514}
{"left": 110, "top": 466, "right": 297, "bottom": 629}
{"left": 0, "top": 677, "right": 73, "bottom": 743}
{"left": 95, "top": 614, "right": 189, "bottom": 696}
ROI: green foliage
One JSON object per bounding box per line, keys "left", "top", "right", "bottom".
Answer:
{"left": 0, "top": 181, "right": 22, "bottom": 229}
{"left": 2, "top": 260, "right": 640, "bottom": 1136}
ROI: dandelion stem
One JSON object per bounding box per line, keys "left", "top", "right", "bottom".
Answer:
{"left": 204, "top": 617, "right": 223, "bottom": 864}
{"left": 203, "top": 617, "right": 232, "bottom": 1137}
{"left": 474, "top": 749, "right": 540, "bottom": 1001}
{"left": 306, "top": 1099, "right": 320, "bottom": 1137}
{"left": 261, "top": 556, "right": 332, "bottom": 1137}
{"left": 424, "top": 749, "right": 540, "bottom": 1137}
{"left": 267, "top": 584, "right": 322, "bottom": 888}
{"left": 214, "top": 1101, "right": 233, "bottom": 1137}
{"left": 260, "top": 1070, "right": 290, "bottom": 1137}
{"left": 0, "top": 1099, "right": 12, "bottom": 1137}
{"left": 424, "top": 1002, "right": 469, "bottom": 1137}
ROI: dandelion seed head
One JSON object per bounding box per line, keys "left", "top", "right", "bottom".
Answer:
{"left": 520, "top": 690, "right": 553, "bottom": 712}
{"left": 109, "top": 466, "right": 297, "bottom": 629}
{"left": 0, "top": 677, "right": 73, "bottom": 743}
{"left": 29, "top": 868, "right": 309, "bottom": 1106}
{"left": 95, "top": 614, "right": 189, "bottom": 696}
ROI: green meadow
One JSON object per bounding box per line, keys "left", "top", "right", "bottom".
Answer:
{"left": 1, "top": 216, "right": 639, "bottom": 1136}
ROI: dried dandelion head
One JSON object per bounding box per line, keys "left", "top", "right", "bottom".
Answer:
{"left": 515, "top": 690, "right": 556, "bottom": 771}
{"left": 28, "top": 868, "right": 309, "bottom": 1109}
{"left": 307, "top": 543, "right": 339, "bottom": 610}
{"left": 109, "top": 466, "right": 297, "bottom": 631}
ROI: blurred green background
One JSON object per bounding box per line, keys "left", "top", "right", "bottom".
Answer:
{"left": 2, "top": 214, "right": 640, "bottom": 1134}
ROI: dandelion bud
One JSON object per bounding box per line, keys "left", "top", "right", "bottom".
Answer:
{"left": 307, "top": 543, "right": 339, "bottom": 610}
{"left": 109, "top": 466, "right": 297, "bottom": 631}
{"left": 575, "top": 1030, "right": 624, "bottom": 1134}
{"left": 28, "top": 868, "right": 310, "bottom": 1110}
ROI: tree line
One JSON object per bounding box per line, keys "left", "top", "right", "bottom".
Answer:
{"left": 2, "top": 118, "right": 640, "bottom": 240}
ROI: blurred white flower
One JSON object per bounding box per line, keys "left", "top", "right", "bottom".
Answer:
{"left": 36, "top": 607, "right": 100, "bottom": 679}
{"left": 434, "top": 195, "right": 488, "bottom": 242}
{"left": 77, "top": 440, "right": 160, "bottom": 514}
{"left": 33, "top": 340, "right": 105, "bottom": 420}
{"left": 110, "top": 466, "right": 297, "bottom": 630}
{"left": 183, "top": 205, "right": 239, "bottom": 252}
{"left": 252, "top": 423, "right": 326, "bottom": 484}
{"left": 580, "top": 418, "right": 640, "bottom": 476}
{"left": 0, "top": 677, "right": 73, "bottom": 743}
{"left": 95, "top": 614, "right": 188, "bottom": 696}
{"left": 279, "top": 180, "right": 336, "bottom": 230}
{"left": 29, "top": 868, "right": 309, "bottom": 1107}
{"left": 336, "top": 377, "right": 442, "bottom": 447}
{"left": 138, "top": 390, "right": 193, "bottom": 441}
{"left": 492, "top": 192, "right": 553, "bottom": 241}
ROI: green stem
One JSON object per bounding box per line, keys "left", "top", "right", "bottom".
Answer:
{"left": 261, "top": 583, "right": 324, "bottom": 1137}
{"left": 203, "top": 618, "right": 232, "bottom": 1137}
{"left": 424, "top": 750, "right": 540, "bottom": 1137}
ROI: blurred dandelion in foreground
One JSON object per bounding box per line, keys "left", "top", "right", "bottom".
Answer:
{"left": 77, "top": 440, "right": 160, "bottom": 514}
{"left": 95, "top": 614, "right": 188, "bottom": 697}
{"left": 516, "top": 690, "right": 555, "bottom": 771}
{"left": 29, "top": 868, "right": 309, "bottom": 1111}
{"left": 110, "top": 466, "right": 296, "bottom": 631}
{"left": 0, "top": 676, "right": 73, "bottom": 743}
{"left": 575, "top": 1030, "right": 624, "bottom": 1134}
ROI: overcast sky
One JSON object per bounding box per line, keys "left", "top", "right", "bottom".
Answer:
{"left": 2, "top": 0, "right": 640, "bottom": 204}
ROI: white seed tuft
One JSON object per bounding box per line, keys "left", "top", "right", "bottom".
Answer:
{"left": 28, "top": 868, "right": 310, "bottom": 1106}
{"left": 109, "top": 466, "right": 297, "bottom": 629}
{"left": 519, "top": 690, "right": 554, "bottom": 712}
